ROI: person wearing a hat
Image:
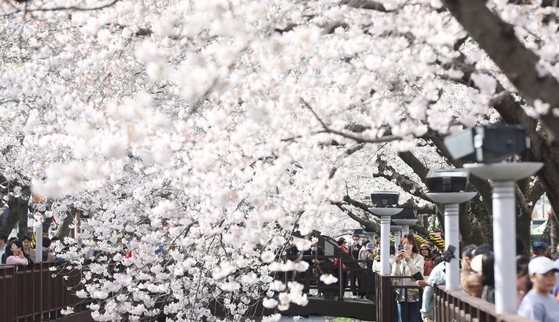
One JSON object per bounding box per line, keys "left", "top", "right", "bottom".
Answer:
{"left": 427, "top": 242, "right": 435, "bottom": 252}
{"left": 420, "top": 244, "right": 434, "bottom": 277}
{"left": 518, "top": 256, "right": 559, "bottom": 321}
{"left": 430, "top": 250, "right": 442, "bottom": 267}
{"left": 358, "top": 239, "right": 372, "bottom": 269}
{"left": 419, "top": 244, "right": 430, "bottom": 259}
{"left": 531, "top": 241, "right": 548, "bottom": 259}
{"left": 364, "top": 242, "right": 376, "bottom": 275}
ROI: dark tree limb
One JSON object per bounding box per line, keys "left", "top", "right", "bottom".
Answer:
{"left": 529, "top": 181, "right": 546, "bottom": 207}
{"left": 515, "top": 183, "right": 531, "bottom": 221}
{"left": 302, "top": 99, "right": 399, "bottom": 144}
{"left": 340, "top": 0, "right": 392, "bottom": 12}
{"left": 334, "top": 203, "right": 379, "bottom": 234}
{"left": 444, "top": 0, "right": 559, "bottom": 144}
{"left": 409, "top": 224, "right": 432, "bottom": 238}
{"left": 373, "top": 157, "right": 430, "bottom": 202}
{"left": 4, "top": 197, "right": 29, "bottom": 238}
{"left": 329, "top": 144, "right": 364, "bottom": 179}
{"left": 416, "top": 205, "right": 436, "bottom": 215}
{"left": 340, "top": 195, "right": 433, "bottom": 237}
{"left": 53, "top": 208, "right": 78, "bottom": 238}
{"left": 0, "top": 207, "right": 18, "bottom": 236}
{"left": 398, "top": 152, "right": 429, "bottom": 180}
{"left": 1, "top": 0, "right": 120, "bottom": 16}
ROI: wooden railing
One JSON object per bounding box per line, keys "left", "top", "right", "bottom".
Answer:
{"left": 281, "top": 234, "right": 376, "bottom": 300}
{"left": 281, "top": 253, "right": 376, "bottom": 300}
{"left": 434, "top": 285, "right": 539, "bottom": 322}
{"left": 374, "top": 273, "right": 424, "bottom": 322}
{"left": 0, "top": 262, "right": 91, "bottom": 322}
{"left": 1, "top": 244, "right": 540, "bottom": 322}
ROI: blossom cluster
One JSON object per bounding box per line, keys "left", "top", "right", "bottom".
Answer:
{"left": 0, "top": 0, "right": 557, "bottom": 321}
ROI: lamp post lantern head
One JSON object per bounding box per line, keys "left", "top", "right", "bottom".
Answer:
{"left": 444, "top": 124, "right": 530, "bottom": 163}
{"left": 392, "top": 206, "right": 418, "bottom": 220}
{"left": 371, "top": 191, "right": 399, "bottom": 207}
{"left": 392, "top": 206, "right": 418, "bottom": 227}
{"left": 426, "top": 169, "right": 470, "bottom": 193}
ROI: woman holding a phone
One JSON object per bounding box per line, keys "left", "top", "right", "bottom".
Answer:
{"left": 391, "top": 234, "right": 424, "bottom": 322}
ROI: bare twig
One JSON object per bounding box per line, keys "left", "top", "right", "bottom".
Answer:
{"left": 301, "top": 99, "right": 399, "bottom": 144}
{"left": 340, "top": 0, "right": 393, "bottom": 12}
{"left": 1, "top": 0, "right": 120, "bottom": 16}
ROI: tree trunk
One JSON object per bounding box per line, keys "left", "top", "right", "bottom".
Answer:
{"left": 459, "top": 203, "right": 484, "bottom": 245}
{"left": 516, "top": 204, "right": 532, "bottom": 253}
{"left": 4, "top": 197, "right": 30, "bottom": 239}
{"left": 0, "top": 207, "right": 18, "bottom": 236}
{"left": 549, "top": 209, "right": 559, "bottom": 259}
{"left": 468, "top": 199, "right": 493, "bottom": 245}
{"left": 18, "top": 207, "right": 27, "bottom": 239}
{"left": 53, "top": 208, "right": 77, "bottom": 238}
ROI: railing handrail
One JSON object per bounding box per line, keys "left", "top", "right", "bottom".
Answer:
{"left": 434, "top": 285, "right": 539, "bottom": 322}
{"left": 0, "top": 262, "right": 92, "bottom": 322}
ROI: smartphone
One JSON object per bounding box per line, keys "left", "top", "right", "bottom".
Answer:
{"left": 413, "top": 272, "right": 424, "bottom": 280}
{"left": 398, "top": 245, "right": 403, "bottom": 251}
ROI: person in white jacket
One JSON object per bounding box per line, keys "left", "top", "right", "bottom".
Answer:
{"left": 392, "top": 234, "right": 424, "bottom": 322}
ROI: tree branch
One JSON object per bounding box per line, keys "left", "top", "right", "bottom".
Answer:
{"left": 397, "top": 151, "right": 429, "bottom": 181}
{"left": 335, "top": 197, "right": 432, "bottom": 238}
{"left": 301, "top": 99, "right": 400, "bottom": 144}
{"left": 340, "top": 0, "right": 393, "bottom": 12}
{"left": 529, "top": 181, "right": 546, "bottom": 207}
{"left": 329, "top": 144, "right": 364, "bottom": 179}
{"left": 373, "top": 157, "right": 430, "bottom": 202}
{"left": 0, "top": 0, "right": 120, "bottom": 16}
{"left": 334, "top": 203, "right": 379, "bottom": 234}
{"left": 444, "top": 0, "right": 559, "bottom": 144}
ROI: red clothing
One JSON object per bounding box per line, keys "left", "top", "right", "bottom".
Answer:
{"left": 334, "top": 247, "right": 348, "bottom": 268}
{"left": 424, "top": 258, "right": 434, "bottom": 276}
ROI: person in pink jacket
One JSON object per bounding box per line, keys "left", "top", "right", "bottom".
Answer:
{"left": 3, "top": 240, "right": 29, "bottom": 269}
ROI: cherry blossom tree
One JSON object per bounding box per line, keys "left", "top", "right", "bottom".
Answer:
{"left": 2, "top": 0, "right": 559, "bottom": 321}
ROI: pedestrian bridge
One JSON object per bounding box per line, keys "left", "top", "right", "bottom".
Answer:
{"left": 0, "top": 234, "right": 537, "bottom": 322}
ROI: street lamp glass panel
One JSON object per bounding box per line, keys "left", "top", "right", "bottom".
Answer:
{"left": 444, "top": 124, "right": 529, "bottom": 163}
{"left": 370, "top": 191, "right": 399, "bottom": 206}
{"left": 426, "top": 169, "right": 470, "bottom": 193}
{"left": 392, "top": 206, "right": 418, "bottom": 220}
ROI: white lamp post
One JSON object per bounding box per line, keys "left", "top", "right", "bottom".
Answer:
{"left": 35, "top": 221, "right": 43, "bottom": 263}
{"left": 391, "top": 225, "right": 403, "bottom": 250}
{"left": 392, "top": 218, "right": 416, "bottom": 237}
{"left": 465, "top": 162, "right": 543, "bottom": 314}
{"left": 426, "top": 192, "right": 477, "bottom": 290}
{"left": 369, "top": 207, "right": 403, "bottom": 275}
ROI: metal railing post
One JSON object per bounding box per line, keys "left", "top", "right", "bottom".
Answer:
{"left": 338, "top": 248, "right": 343, "bottom": 300}
{"left": 38, "top": 262, "right": 43, "bottom": 322}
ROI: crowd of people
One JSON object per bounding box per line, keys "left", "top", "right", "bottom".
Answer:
{"left": 315, "top": 233, "right": 559, "bottom": 322}
{"left": 5, "top": 229, "right": 559, "bottom": 322}
{"left": 0, "top": 232, "right": 60, "bottom": 270}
